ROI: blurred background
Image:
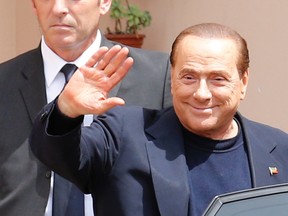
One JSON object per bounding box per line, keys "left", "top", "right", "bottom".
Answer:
{"left": 1, "top": 0, "right": 287, "bottom": 132}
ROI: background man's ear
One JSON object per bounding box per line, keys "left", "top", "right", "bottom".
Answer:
{"left": 99, "top": 0, "right": 112, "bottom": 15}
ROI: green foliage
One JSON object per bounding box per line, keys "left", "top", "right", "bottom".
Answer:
{"left": 107, "top": 0, "right": 152, "bottom": 34}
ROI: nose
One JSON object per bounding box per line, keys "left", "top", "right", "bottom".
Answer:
{"left": 53, "top": 0, "right": 69, "bottom": 15}
{"left": 193, "top": 79, "right": 212, "bottom": 101}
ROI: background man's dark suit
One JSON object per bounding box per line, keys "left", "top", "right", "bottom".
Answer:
{"left": 0, "top": 37, "right": 172, "bottom": 216}
{"left": 30, "top": 105, "right": 288, "bottom": 216}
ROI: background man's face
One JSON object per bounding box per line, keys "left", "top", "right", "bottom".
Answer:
{"left": 32, "top": 0, "right": 110, "bottom": 56}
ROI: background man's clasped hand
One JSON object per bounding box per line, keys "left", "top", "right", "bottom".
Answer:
{"left": 58, "top": 45, "right": 134, "bottom": 118}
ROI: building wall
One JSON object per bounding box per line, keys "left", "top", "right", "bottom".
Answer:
{"left": 0, "top": 1, "right": 16, "bottom": 62}
{"left": 0, "top": 1, "right": 40, "bottom": 62}
{"left": 1, "top": 0, "right": 288, "bottom": 132}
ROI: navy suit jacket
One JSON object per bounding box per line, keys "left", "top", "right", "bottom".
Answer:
{"left": 0, "top": 35, "right": 172, "bottom": 216}
{"left": 30, "top": 104, "right": 288, "bottom": 216}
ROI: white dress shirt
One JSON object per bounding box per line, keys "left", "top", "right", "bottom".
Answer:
{"left": 43, "top": 30, "right": 102, "bottom": 216}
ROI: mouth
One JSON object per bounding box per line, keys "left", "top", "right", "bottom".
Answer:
{"left": 191, "top": 105, "right": 216, "bottom": 114}
{"left": 51, "top": 24, "right": 73, "bottom": 30}
{"left": 195, "top": 106, "right": 213, "bottom": 110}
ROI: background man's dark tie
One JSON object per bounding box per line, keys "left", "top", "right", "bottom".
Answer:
{"left": 61, "top": 63, "right": 78, "bottom": 83}
{"left": 52, "top": 63, "right": 85, "bottom": 216}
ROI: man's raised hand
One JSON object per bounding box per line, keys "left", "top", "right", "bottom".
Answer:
{"left": 58, "top": 45, "right": 134, "bottom": 118}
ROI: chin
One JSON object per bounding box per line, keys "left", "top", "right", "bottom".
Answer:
{"left": 189, "top": 119, "right": 217, "bottom": 132}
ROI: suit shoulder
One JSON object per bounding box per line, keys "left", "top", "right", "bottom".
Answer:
{"left": 0, "top": 48, "right": 43, "bottom": 89}
{"left": 120, "top": 106, "right": 173, "bottom": 127}
{"left": 103, "top": 106, "right": 160, "bottom": 125}
{"left": 107, "top": 105, "right": 159, "bottom": 117}
{"left": 0, "top": 48, "right": 42, "bottom": 77}
{"left": 237, "top": 113, "right": 288, "bottom": 139}
{"left": 0, "top": 48, "right": 41, "bottom": 66}
{"left": 128, "top": 47, "right": 169, "bottom": 62}
{"left": 102, "top": 36, "right": 169, "bottom": 60}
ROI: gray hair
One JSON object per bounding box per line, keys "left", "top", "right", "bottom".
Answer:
{"left": 170, "top": 23, "right": 250, "bottom": 77}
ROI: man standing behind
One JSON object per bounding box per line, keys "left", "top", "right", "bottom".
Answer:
{"left": 0, "top": 0, "right": 171, "bottom": 215}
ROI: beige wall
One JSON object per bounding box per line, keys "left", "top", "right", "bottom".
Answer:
{"left": 15, "top": 0, "right": 41, "bottom": 55}
{"left": 0, "top": 1, "right": 40, "bottom": 62}
{"left": 2, "top": 0, "right": 288, "bottom": 132}
{"left": 0, "top": 1, "right": 16, "bottom": 62}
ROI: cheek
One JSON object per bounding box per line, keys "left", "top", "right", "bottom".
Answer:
{"left": 80, "top": 13, "right": 100, "bottom": 31}
{"left": 172, "top": 83, "right": 194, "bottom": 100}
{"left": 214, "top": 85, "right": 241, "bottom": 105}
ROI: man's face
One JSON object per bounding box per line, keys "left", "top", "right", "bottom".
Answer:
{"left": 171, "top": 35, "right": 248, "bottom": 139}
{"left": 32, "top": 0, "right": 111, "bottom": 59}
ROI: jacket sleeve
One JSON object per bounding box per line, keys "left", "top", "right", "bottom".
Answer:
{"left": 29, "top": 100, "right": 123, "bottom": 193}
{"left": 29, "top": 100, "right": 90, "bottom": 191}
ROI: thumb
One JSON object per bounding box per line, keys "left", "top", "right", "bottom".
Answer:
{"left": 95, "top": 97, "right": 126, "bottom": 114}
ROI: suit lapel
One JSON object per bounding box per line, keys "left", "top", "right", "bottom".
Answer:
{"left": 19, "top": 47, "right": 47, "bottom": 123}
{"left": 145, "top": 109, "right": 190, "bottom": 216}
{"left": 20, "top": 47, "right": 77, "bottom": 213}
{"left": 237, "top": 113, "right": 288, "bottom": 187}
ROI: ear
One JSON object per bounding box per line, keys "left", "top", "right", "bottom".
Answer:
{"left": 170, "top": 67, "right": 174, "bottom": 96}
{"left": 240, "top": 69, "right": 249, "bottom": 100}
{"left": 30, "top": 0, "right": 37, "bottom": 15}
{"left": 99, "top": 0, "right": 112, "bottom": 15}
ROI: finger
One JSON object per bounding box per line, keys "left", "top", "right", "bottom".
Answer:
{"left": 103, "top": 47, "right": 130, "bottom": 77}
{"left": 85, "top": 46, "right": 109, "bottom": 68}
{"left": 96, "top": 45, "right": 122, "bottom": 70}
{"left": 107, "top": 57, "right": 134, "bottom": 91}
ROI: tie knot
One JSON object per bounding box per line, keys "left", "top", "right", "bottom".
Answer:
{"left": 60, "top": 63, "right": 78, "bottom": 83}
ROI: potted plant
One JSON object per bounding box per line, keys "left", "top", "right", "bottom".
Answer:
{"left": 105, "top": 0, "right": 152, "bottom": 48}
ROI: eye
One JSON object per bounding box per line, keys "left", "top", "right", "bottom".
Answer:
{"left": 184, "top": 76, "right": 192, "bottom": 80}
{"left": 183, "top": 74, "right": 196, "bottom": 80}
{"left": 210, "top": 75, "right": 229, "bottom": 87}
{"left": 180, "top": 74, "right": 197, "bottom": 84}
{"left": 213, "top": 76, "right": 225, "bottom": 81}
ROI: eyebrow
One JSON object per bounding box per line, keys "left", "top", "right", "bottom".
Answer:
{"left": 180, "top": 68, "right": 229, "bottom": 76}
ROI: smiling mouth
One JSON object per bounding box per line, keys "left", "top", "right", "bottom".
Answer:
{"left": 195, "top": 108, "right": 212, "bottom": 114}
{"left": 184, "top": 101, "right": 216, "bottom": 112}
{"left": 191, "top": 105, "right": 217, "bottom": 114}
{"left": 195, "top": 107, "right": 212, "bottom": 110}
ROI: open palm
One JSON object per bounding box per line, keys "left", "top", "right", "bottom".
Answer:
{"left": 58, "top": 45, "right": 134, "bottom": 118}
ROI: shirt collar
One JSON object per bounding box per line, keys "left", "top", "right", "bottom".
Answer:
{"left": 42, "top": 30, "right": 102, "bottom": 87}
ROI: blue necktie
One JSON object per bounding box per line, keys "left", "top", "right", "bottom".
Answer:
{"left": 61, "top": 63, "right": 78, "bottom": 83}
{"left": 52, "top": 63, "right": 85, "bottom": 216}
